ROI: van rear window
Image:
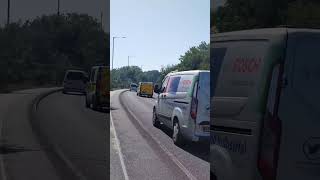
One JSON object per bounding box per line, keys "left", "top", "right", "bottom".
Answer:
{"left": 167, "top": 75, "right": 193, "bottom": 93}
{"left": 66, "top": 72, "right": 84, "bottom": 80}
{"left": 211, "top": 48, "right": 227, "bottom": 98}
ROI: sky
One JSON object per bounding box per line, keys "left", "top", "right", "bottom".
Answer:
{"left": 110, "top": 0, "right": 210, "bottom": 71}
{"left": 0, "top": 0, "right": 109, "bottom": 32}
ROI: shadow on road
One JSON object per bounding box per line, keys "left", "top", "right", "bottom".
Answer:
{"left": 91, "top": 107, "right": 110, "bottom": 114}
{"left": 61, "top": 92, "right": 86, "bottom": 96}
{"left": 157, "top": 124, "right": 209, "bottom": 162}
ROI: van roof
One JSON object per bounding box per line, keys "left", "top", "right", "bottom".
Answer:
{"left": 92, "top": 66, "right": 109, "bottom": 69}
{"left": 212, "top": 28, "right": 320, "bottom": 42}
{"left": 66, "top": 69, "right": 86, "bottom": 73}
{"left": 167, "top": 70, "right": 209, "bottom": 76}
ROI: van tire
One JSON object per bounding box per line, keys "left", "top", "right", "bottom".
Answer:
{"left": 152, "top": 108, "right": 160, "bottom": 127}
{"left": 172, "top": 119, "right": 184, "bottom": 146}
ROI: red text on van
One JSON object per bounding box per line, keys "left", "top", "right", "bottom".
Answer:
{"left": 232, "top": 57, "right": 262, "bottom": 73}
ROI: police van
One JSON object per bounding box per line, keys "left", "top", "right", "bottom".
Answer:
{"left": 210, "top": 28, "right": 320, "bottom": 180}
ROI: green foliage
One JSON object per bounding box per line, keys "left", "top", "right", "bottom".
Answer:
{"left": 111, "top": 41, "right": 209, "bottom": 89}
{"left": 111, "top": 66, "right": 161, "bottom": 89}
{"left": 159, "top": 41, "right": 209, "bottom": 83}
{"left": 0, "top": 13, "right": 108, "bottom": 89}
{"left": 213, "top": 0, "right": 320, "bottom": 32}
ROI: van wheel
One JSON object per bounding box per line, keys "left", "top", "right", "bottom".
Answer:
{"left": 152, "top": 108, "right": 160, "bottom": 127}
{"left": 173, "top": 120, "right": 184, "bottom": 146}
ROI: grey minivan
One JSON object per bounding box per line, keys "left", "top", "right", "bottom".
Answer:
{"left": 153, "top": 70, "right": 210, "bottom": 145}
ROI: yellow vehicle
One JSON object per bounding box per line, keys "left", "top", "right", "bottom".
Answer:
{"left": 137, "top": 82, "right": 153, "bottom": 98}
{"left": 85, "top": 66, "right": 109, "bottom": 110}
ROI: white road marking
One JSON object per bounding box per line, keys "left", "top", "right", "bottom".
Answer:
{"left": 0, "top": 102, "right": 8, "bottom": 180}
{"left": 123, "top": 92, "right": 198, "bottom": 180}
{"left": 110, "top": 112, "right": 129, "bottom": 180}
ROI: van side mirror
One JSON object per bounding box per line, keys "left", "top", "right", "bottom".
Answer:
{"left": 154, "top": 84, "right": 160, "bottom": 94}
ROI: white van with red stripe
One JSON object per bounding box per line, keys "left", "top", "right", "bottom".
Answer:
{"left": 210, "top": 28, "right": 320, "bottom": 180}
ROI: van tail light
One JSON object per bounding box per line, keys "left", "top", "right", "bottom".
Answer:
{"left": 258, "top": 112, "right": 282, "bottom": 180}
{"left": 190, "top": 82, "right": 199, "bottom": 120}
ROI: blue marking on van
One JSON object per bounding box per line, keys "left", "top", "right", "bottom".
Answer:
{"left": 211, "top": 134, "right": 247, "bottom": 154}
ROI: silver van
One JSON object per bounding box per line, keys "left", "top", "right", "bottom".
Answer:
{"left": 153, "top": 70, "right": 210, "bottom": 145}
{"left": 211, "top": 28, "right": 320, "bottom": 180}
{"left": 63, "top": 70, "right": 88, "bottom": 94}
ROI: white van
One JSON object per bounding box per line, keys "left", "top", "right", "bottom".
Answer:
{"left": 153, "top": 70, "right": 210, "bottom": 145}
{"left": 63, "top": 70, "right": 88, "bottom": 94}
{"left": 210, "top": 28, "right": 320, "bottom": 180}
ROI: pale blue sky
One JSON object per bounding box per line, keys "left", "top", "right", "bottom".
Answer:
{"left": 110, "top": 0, "right": 210, "bottom": 71}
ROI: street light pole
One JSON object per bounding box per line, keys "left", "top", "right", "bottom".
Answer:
{"left": 112, "top": 37, "right": 115, "bottom": 69}
{"left": 7, "top": 0, "right": 10, "bottom": 27}
{"left": 111, "top": 36, "right": 126, "bottom": 70}
{"left": 127, "top": 56, "right": 135, "bottom": 67}
{"left": 57, "top": 0, "right": 60, "bottom": 15}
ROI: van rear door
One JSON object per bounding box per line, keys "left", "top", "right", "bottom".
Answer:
{"left": 211, "top": 40, "right": 271, "bottom": 180}
{"left": 195, "top": 72, "right": 210, "bottom": 133}
{"left": 276, "top": 32, "right": 320, "bottom": 180}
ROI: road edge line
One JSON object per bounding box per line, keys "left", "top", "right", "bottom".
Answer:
{"left": 0, "top": 104, "right": 8, "bottom": 180}
{"left": 30, "top": 88, "right": 88, "bottom": 180}
{"left": 110, "top": 112, "right": 130, "bottom": 180}
{"left": 119, "top": 90, "right": 198, "bottom": 180}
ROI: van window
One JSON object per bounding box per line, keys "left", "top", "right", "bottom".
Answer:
{"left": 199, "top": 72, "right": 210, "bottom": 99}
{"left": 66, "top": 71, "right": 84, "bottom": 80}
{"left": 167, "top": 75, "right": 193, "bottom": 93}
{"left": 292, "top": 36, "right": 320, "bottom": 112}
{"left": 211, "top": 48, "right": 227, "bottom": 98}
{"left": 161, "top": 77, "right": 170, "bottom": 93}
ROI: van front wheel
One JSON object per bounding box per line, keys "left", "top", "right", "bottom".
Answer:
{"left": 152, "top": 109, "right": 160, "bottom": 127}
{"left": 173, "top": 120, "right": 184, "bottom": 146}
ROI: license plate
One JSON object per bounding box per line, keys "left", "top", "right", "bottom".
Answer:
{"left": 202, "top": 125, "right": 210, "bottom": 132}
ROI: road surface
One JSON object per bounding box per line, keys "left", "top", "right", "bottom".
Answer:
{"left": 0, "top": 88, "right": 108, "bottom": 180}
{"left": 110, "top": 89, "right": 210, "bottom": 180}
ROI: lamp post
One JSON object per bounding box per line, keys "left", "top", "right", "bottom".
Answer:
{"left": 127, "top": 56, "right": 135, "bottom": 67}
{"left": 57, "top": 0, "right": 60, "bottom": 15}
{"left": 111, "top": 36, "right": 126, "bottom": 70}
{"left": 7, "top": 0, "right": 10, "bottom": 27}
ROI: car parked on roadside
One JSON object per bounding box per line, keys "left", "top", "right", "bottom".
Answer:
{"left": 211, "top": 28, "right": 320, "bottom": 180}
{"left": 137, "top": 82, "right": 154, "bottom": 98}
{"left": 153, "top": 70, "right": 210, "bottom": 145}
{"left": 130, "top": 83, "right": 138, "bottom": 92}
{"left": 85, "top": 66, "right": 109, "bottom": 110}
{"left": 62, "top": 70, "right": 88, "bottom": 94}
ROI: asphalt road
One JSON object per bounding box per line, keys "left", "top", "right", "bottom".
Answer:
{"left": 0, "top": 88, "right": 108, "bottom": 180}
{"left": 110, "top": 89, "right": 210, "bottom": 180}
{"left": 36, "top": 91, "right": 108, "bottom": 180}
